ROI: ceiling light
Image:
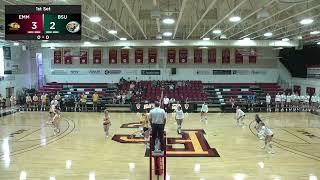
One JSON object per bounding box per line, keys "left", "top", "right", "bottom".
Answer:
{"left": 229, "top": 16, "right": 241, "bottom": 22}
{"left": 310, "top": 31, "right": 320, "bottom": 35}
{"left": 163, "top": 32, "right": 172, "bottom": 37}
{"left": 220, "top": 34, "right": 227, "bottom": 39}
{"left": 202, "top": 37, "right": 210, "bottom": 40}
{"left": 13, "top": 42, "right": 19, "bottom": 46}
{"left": 121, "top": 46, "right": 132, "bottom": 49}
{"left": 282, "top": 38, "right": 289, "bottom": 41}
{"left": 300, "top": 18, "right": 314, "bottom": 25}
{"left": 83, "top": 41, "right": 91, "bottom": 46}
{"left": 317, "top": 42, "right": 320, "bottom": 45}
{"left": 108, "top": 30, "right": 117, "bottom": 34}
{"left": 212, "top": 29, "right": 222, "bottom": 34}
{"left": 199, "top": 46, "right": 208, "bottom": 49}
{"left": 162, "top": 17, "right": 175, "bottom": 24}
{"left": 89, "top": 16, "right": 102, "bottom": 23}
{"left": 264, "top": 32, "right": 273, "bottom": 37}
{"left": 243, "top": 37, "right": 251, "bottom": 41}
{"left": 120, "top": 37, "right": 127, "bottom": 41}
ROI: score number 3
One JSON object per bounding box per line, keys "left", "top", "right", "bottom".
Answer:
{"left": 31, "top": 22, "right": 55, "bottom": 30}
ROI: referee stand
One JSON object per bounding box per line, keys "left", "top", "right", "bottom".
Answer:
{"left": 149, "top": 132, "right": 167, "bottom": 180}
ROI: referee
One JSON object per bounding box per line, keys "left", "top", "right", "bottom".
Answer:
{"left": 149, "top": 101, "right": 166, "bottom": 153}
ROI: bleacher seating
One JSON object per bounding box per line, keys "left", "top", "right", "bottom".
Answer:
{"left": 203, "top": 83, "right": 283, "bottom": 112}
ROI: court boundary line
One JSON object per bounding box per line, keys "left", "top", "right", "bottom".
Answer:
{"left": 248, "top": 120, "right": 320, "bottom": 162}
{"left": 0, "top": 117, "right": 75, "bottom": 158}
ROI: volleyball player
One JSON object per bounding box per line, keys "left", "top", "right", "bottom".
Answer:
{"left": 258, "top": 122, "right": 275, "bottom": 154}
{"left": 229, "top": 97, "right": 235, "bottom": 109}
{"left": 32, "top": 94, "right": 39, "bottom": 111}
{"left": 51, "top": 105, "right": 61, "bottom": 135}
{"left": 304, "top": 94, "right": 310, "bottom": 112}
{"left": 285, "top": 92, "right": 291, "bottom": 112}
{"left": 254, "top": 114, "right": 264, "bottom": 140}
{"left": 103, "top": 109, "right": 111, "bottom": 139}
{"left": 265, "top": 93, "right": 271, "bottom": 112}
{"left": 0, "top": 94, "right": 4, "bottom": 115}
{"left": 235, "top": 106, "right": 245, "bottom": 127}
{"left": 80, "top": 93, "right": 87, "bottom": 112}
{"left": 292, "top": 92, "right": 299, "bottom": 112}
{"left": 311, "top": 93, "right": 317, "bottom": 112}
{"left": 10, "top": 95, "right": 16, "bottom": 113}
{"left": 40, "top": 93, "right": 47, "bottom": 111}
{"left": 200, "top": 101, "right": 208, "bottom": 122}
{"left": 275, "top": 92, "right": 281, "bottom": 112}
{"left": 92, "top": 91, "right": 99, "bottom": 112}
{"left": 26, "top": 94, "right": 32, "bottom": 111}
{"left": 280, "top": 92, "right": 286, "bottom": 112}
{"left": 175, "top": 105, "right": 184, "bottom": 134}
{"left": 140, "top": 111, "right": 150, "bottom": 148}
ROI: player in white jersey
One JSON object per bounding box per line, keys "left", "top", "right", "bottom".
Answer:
{"left": 175, "top": 105, "right": 184, "bottom": 134}
{"left": 265, "top": 93, "right": 271, "bottom": 112}
{"left": 200, "top": 102, "right": 208, "bottom": 122}
{"left": 258, "top": 122, "right": 275, "bottom": 154}
{"left": 275, "top": 93, "right": 281, "bottom": 112}
{"left": 280, "top": 92, "right": 286, "bottom": 112}
{"left": 311, "top": 93, "right": 318, "bottom": 112}
{"left": 304, "top": 94, "right": 310, "bottom": 112}
{"left": 285, "top": 92, "right": 292, "bottom": 112}
{"left": 292, "top": 92, "right": 299, "bottom": 112}
{"left": 235, "top": 106, "right": 245, "bottom": 127}
{"left": 317, "top": 95, "right": 320, "bottom": 109}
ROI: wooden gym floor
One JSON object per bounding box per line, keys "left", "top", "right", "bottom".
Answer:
{"left": 0, "top": 111, "right": 319, "bottom": 180}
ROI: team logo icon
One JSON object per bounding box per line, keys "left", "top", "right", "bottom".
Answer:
{"left": 136, "top": 103, "right": 141, "bottom": 109}
{"left": 184, "top": 104, "right": 189, "bottom": 110}
{"left": 8, "top": 22, "right": 20, "bottom": 30}
{"left": 66, "top": 21, "right": 80, "bottom": 33}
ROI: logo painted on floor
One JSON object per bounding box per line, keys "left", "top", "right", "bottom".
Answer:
{"left": 112, "top": 122, "right": 220, "bottom": 157}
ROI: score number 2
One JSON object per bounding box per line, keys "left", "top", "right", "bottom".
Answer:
{"left": 31, "top": 22, "right": 55, "bottom": 30}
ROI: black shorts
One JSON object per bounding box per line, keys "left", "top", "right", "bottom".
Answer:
{"left": 143, "top": 127, "right": 149, "bottom": 132}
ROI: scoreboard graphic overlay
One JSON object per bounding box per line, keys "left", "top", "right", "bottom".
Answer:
{"left": 5, "top": 5, "right": 81, "bottom": 40}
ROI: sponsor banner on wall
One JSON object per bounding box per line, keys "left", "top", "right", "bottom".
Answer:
{"left": 141, "top": 70, "right": 161, "bottom": 75}
{"left": 51, "top": 70, "right": 67, "bottom": 75}
{"left": 232, "top": 70, "right": 250, "bottom": 75}
{"left": 307, "top": 67, "right": 320, "bottom": 79}
{"left": 124, "top": 70, "right": 139, "bottom": 75}
{"left": 135, "top": 49, "right": 144, "bottom": 64}
{"left": 148, "top": 48, "right": 157, "bottom": 64}
{"left": 11, "top": 65, "right": 19, "bottom": 73}
{"left": 4, "top": 75, "right": 15, "bottom": 81}
{"left": 252, "top": 70, "right": 267, "bottom": 75}
{"left": 179, "top": 49, "right": 188, "bottom": 63}
{"left": 105, "top": 70, "right": 122, "bottom": 75}
{"left": 213, "top": 70, "right": 232, "bottom": 75}
{"left": 93, "top": 49, "right": 102, "bottom": 64}
{"left": 3, "top": 46, "right": 12, "bottom": 74}
{"left": 195, "top": 70, "right": 212, "bottom": 75}
{"left": 53, "top": 49, "right": 62, "bottom": 64}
